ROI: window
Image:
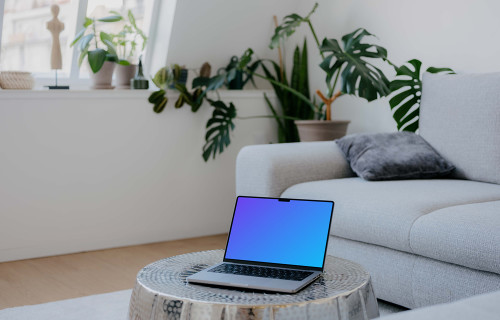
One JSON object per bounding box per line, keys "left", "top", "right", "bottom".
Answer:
{"left": 0, "top": 0, "right": 155, "bottom": 84}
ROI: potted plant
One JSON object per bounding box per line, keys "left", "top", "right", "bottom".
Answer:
{"left": 110, "top": 10, "right": 148, "bottom": 89}
{"left": 71, "top": 15, "right": 121, "bottom": 89}
{"left": 270, "top": 3, "right": 391, "bottom": 141}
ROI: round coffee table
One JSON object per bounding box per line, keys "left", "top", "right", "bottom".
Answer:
{"left": 128, "top": 250, "right": 379, "bottom": 320}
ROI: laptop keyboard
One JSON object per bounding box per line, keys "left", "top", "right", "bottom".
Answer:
{"left": 208, "top": 263, "right": 313, "bottom": 281}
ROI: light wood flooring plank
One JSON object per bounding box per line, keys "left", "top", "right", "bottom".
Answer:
{"left": 0, "top": 234, "right": 227, "bottom": 309}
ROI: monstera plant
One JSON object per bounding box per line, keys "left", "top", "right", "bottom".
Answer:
{"left": 389, "top": 59, "right": 454, "bottom": 132}
{"left": 269, "top": 3, "right": 391, "bottom": 140}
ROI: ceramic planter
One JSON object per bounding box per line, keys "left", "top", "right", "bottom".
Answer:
{"left": 115, "top": 64, "right": 137, "bottom": 89}
{"left": 90, "top": 61, "right": 115, "bottom": 89}
{"left": 295, "top": 120, "right": 350, "bottom": 141}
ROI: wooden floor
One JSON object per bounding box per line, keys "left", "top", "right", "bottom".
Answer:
{"left": 0, "top": 234, "right": 227, "bottom": 309}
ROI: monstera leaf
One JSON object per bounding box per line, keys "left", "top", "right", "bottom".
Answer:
{"left": 389, "top": 59, "right": 454, "bottom": 132}
{"left": 203, "top": 100, "right": 237, "bottom": 161}
{"left": 269, "top": 3, "right": 318, "bottom": 49}
{"left": 319, "top": 28, "right": 391, "bottom": 101}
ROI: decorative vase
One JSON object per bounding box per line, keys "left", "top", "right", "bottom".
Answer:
{"left": 0, "top": 71, "right": 35, "bottom": 89}
{"left": 115, "top": 64, "right": 137, "bottom": 89}
{"left": 295, "top": 120, "right": 350, "bottom": 141}
{"left": 90, "top": 61, "right": 115, "bottom": 89}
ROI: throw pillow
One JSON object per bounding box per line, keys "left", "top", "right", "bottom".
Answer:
{"left": 336, "top": 132, "right": 455, "bottom": 181}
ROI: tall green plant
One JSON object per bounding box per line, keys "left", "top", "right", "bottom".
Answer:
{"left": 261, "top": 39, "right": 314, "bottom": 142}
{"left": 389, "top": 59, "right": 454, "bottom": 132}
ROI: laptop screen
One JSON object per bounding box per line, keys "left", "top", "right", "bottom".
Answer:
{"left": 224, "top": 196, "right": 334, "bottom": 270}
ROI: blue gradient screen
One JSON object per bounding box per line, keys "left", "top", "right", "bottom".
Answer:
{"left": 224, "top": 197, "right": 333, "bottom": 268}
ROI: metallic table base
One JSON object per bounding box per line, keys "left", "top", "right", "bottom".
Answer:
{"left": 128, "top": 250, "right": 379, "bottom": 320}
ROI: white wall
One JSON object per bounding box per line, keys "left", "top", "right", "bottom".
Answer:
{"left": 165, "top": 0, "right": 500, "bottom": 133}
{"left": 165, "top": 0, "right": 302, "bottom": 87}
{"left": 0, "top": 90, "right": 277, "bottom": 262}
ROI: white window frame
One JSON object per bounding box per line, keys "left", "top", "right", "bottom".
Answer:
{"left": 0, "top": 0, "right": 159, "bottom": 89}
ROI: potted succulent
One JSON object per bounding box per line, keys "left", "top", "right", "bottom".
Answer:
{"left": 269, "top": 3, "right": 391, "bottom": 141}
{"left": 71, "top": 15, "right": 122, "bottom": 89}
{"left": 110, "top": 10, "right": 148, "bottom": 89}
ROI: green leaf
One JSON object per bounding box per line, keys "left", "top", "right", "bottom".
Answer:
{"left": 78, "top": 49, "right": 88, "bottom": 67}
{"left": 71, "top": 28, "right": 86, "bottom": 47}
{"left": 83, "top": 17, "right": 93, "bottom": 28}
{"left": 320, "top": 28, "right": 391, "bottom": 101}
{"left": 202, "top": 101, "right": 237, "bottom": 161}
{"left": 87, "top": 49, "right": 107, "bottom": 73}
{"left": 152, "top": 67, "right": 174, "bottom": 89}
{"left": 238, "top": 48, "right": 253, "bottom": 69}
{"left": 79, "top": 34, "right": 93, "bottom": 51}
{"left": 101, "top": 38, "right": 117, "bottom": 57}
{"left": 388, "top": 59, "right": 454, "bottom": 132}
{"left": 269, "top": 3, "right": 318, "bottom": 49}
{"left": 263, "top": 93, "right": 287, "bottom": 143}
{"left": 148, "top": 90, "right": 165, "bottom": 103}
{"left": 153, "top": 97, "right": 168, "bottom": 113}
{"left": 175, "top": 96, "right": 185, "bottom": 109}
{"left": 192, "top": 76, "right": 210, "bottom": 88}
{"left": 206, "top": 74, "right": 226, "bottom": 91}
{"left": 100, "top": 31, "right": 113, "bottom": 43}
{"left": 128, "top": 10, "right": 137, "bottom": 29}
{"left": 97, "top": 15, "right": 123, "bottom": 22}
{"left": 426, "top": 67, "right": 455, "bottom": 74}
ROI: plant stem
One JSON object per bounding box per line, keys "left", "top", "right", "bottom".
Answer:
{"left": 307, "top": 20, "right": 324, "bottom": 59}
{"left": 93, "top": 18, "right": 98, "bottom": 49}
{"left": 273, "top": 15, "right": 284, "bottom": 81}
{"left": 329, "top": 68, "right": 341, "bottom": 97}
{"left": 253, "top": 72, "right": 320, "bottom": 114}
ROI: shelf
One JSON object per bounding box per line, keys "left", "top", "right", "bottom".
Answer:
{"left": 0, "top": 89, "right": 275, "bottom": 100}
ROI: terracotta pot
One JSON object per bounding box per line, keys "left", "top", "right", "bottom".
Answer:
{"left": 90, "top": 61, "right": 115, "bottom": 89}
{"left": 295, "top": 120, "right": 350, "bottom": 141}
{"left": 115, "top": 64, "right": 137, "bottom": 89}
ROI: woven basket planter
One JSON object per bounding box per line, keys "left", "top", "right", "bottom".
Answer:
{"left": 0, "top": 71, "right": 35, "bottom": 89}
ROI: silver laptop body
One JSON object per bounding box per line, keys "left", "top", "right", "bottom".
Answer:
{"left": 187, "top": 196, "right": 334, "bottom": 293}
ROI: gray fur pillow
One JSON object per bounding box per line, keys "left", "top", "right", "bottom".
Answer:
{"left": 336, "top": 132, "right": 455, "bottom": 181}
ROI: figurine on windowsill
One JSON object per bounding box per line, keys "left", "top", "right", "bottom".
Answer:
{"left": 46, "top": 4, "right": 69, "bottom": 89}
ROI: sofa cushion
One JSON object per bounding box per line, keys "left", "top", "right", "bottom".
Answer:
{"left": 419, "top": 72, "right": 500, "bottom": 185}
{"left": 281, "top": 178, "right": 500, "bottom": 255}
{"left": 336, "top": 132, "right": 455, "bottom": 181}
{"left": 378, "top": 289, "right": 500, "bottom": 320}
{"left": 410, "top": 201, "right": 500, "bottom": 274}
{"left": 328, "top": 236, "right": 500, "bottom": 309}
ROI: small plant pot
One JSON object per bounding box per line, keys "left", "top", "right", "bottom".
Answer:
{"left": 115, "top": 64, "right": 137, "bottom": 89}
{"left": 90, "top": 61, "right": 115, "bottom": 89}
{"left": 295, "top": 120, "right": 350, "bottom": 141}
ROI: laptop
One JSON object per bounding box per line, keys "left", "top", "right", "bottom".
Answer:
{"left": 187, "top": 196, "right": 334, "bottom": 293}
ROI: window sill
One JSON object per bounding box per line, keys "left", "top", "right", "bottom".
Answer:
{"left": 0, "top": 89, "right": 275, "bottom": 100}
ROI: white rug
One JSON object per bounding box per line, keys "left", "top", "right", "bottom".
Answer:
{"left": 0, "top": 290, "right": 404, "bottom": 319}
{"left": 0, "top": 290, "right": 132, "bottom": 320}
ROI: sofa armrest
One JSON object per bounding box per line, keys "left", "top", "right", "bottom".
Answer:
{"left": 236, "top": 141, "right": 354, "bottom": 197}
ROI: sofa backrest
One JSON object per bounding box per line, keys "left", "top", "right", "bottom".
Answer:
{"left": 419, "top": 72, "right": 500, "bottom": 185}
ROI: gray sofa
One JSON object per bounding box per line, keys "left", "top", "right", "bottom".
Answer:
{"left": 235, "top": 72, "right": 500, "bottom": 310}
